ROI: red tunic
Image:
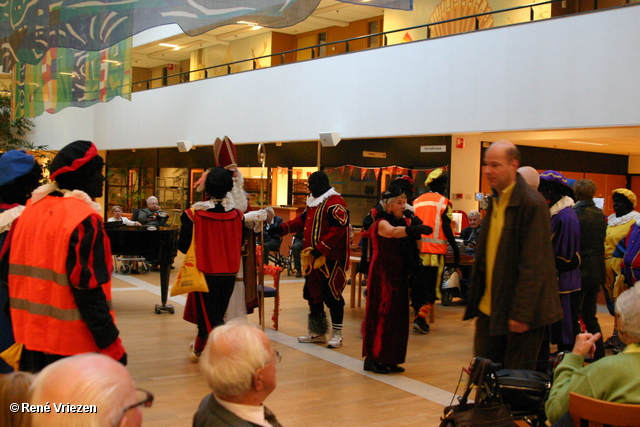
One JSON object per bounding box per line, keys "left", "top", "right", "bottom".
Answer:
{"left": 281, "top": 193, "right": 349, "bottom": 301}
{"left": 281, "top": 194, "right": 349, "bottom": 260}
{"left": 189, "top": 209, "right": 243, "bottom": 274}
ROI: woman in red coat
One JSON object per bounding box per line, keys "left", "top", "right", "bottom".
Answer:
{"left": 362, "top": 187, "right": 431, "bottom": 374}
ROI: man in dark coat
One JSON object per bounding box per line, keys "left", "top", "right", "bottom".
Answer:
{"left": 573, "top": 179, "right": 607, "bottom": 360}
{"left": 463, "top": 140, "right": 562, "bottom": 370}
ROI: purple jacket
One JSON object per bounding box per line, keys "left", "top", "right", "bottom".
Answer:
{"left": 551, "top": 206, "right": 581, "bottom": 293}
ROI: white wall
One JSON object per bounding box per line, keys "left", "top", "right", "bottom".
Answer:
{"left": 30, "top": 5, "right": 640, "bottom": 152}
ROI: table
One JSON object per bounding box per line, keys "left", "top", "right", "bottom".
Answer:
{"left": 349, "top": 256, "right": 364, "bottom": 308}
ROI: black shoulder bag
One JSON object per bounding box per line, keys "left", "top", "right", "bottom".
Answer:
{"left": 440, "top": 357, "right": 517, "bottom": 427}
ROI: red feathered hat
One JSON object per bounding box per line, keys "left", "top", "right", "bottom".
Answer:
{"left": 213, "top": 136, "right": 238, "bottom": 169}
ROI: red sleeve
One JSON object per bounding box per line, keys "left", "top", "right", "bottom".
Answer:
{"left": 281, "top": 210, "right": 306, "bottom": 235}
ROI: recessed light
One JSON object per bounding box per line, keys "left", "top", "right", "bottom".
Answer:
{"left": 566, "top": 141, "right": 607, "bottom": 146}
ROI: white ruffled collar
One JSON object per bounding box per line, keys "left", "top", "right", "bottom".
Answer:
{"left": 191, "top": 193, "right": 237, "bottom": 212}
{"left": 549, "top": 196, "right": 575, "bottom": 217}
{"left": 306, "top": 188, "right": 340, "bottom": 208}
{"left": 609, "top": 210, "right": 640, "bottom": 227}
{"left": 30, "top": 183, "right": 101, "bottom": 213}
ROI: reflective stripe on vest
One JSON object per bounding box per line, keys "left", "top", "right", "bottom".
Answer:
{"left": 8, "top": 196, "right": 114, "bottom": 355}
{"left": 414, "top": 193, "right": 450, "bottom": 254}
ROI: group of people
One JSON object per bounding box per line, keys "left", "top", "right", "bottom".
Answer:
{"left": 463, "top": 140, "right": 640, "bottom": 424}
{"left": 2, "top": 137, "right": 640, "bottom": 426}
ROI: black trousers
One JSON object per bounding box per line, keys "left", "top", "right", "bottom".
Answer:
{"left": 196, "top": 275, "right": 236, "bottom": 340}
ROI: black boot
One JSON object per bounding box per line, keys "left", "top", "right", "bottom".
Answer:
{"left": 384, "top": 364, "right": 405, "bottom": 373}
{"left": 364, "top": 357, "right": 390, "bottom": 374}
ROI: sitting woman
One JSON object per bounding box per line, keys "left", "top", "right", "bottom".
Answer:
{"left": 108, "top": 205, "right": 140, "bottom": 226}
{"left": 545, "top": 284, "right": 640, "bottom": 424}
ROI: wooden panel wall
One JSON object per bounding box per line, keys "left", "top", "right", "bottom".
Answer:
{"left": 478, "top": 145, "right": 629, "bottom": 217}
{"left": 271, "top": 32, "right": 296, "bottom": 65}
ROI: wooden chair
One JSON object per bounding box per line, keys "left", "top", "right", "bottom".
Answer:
{"left": 255, "top": 246, "right": 281, "bottom": 330}
{"left": 569, "top": 392, "right": 640, "bottom": 427}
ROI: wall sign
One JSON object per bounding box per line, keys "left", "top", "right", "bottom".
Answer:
{"left": 363, "top": 151, "right": 387, "bottom": 158}
{"left": 420, "top": 145, "right": 447, "bottom": 153}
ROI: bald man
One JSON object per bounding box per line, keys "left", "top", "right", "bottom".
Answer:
{"left": 30, "top": 353, "right": 148, "bottom": 427}
{"left": 517, "top": 166, "right": 540, "bottom": 190}
{"left": 463, "top": 140, "right": 562, "bottom": 370}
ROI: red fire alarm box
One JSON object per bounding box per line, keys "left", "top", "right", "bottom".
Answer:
{"left": 456, "top": 138, "right": 465, "bottom": 149}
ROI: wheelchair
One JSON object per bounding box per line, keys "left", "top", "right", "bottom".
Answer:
{"left": 267, "top": 248, "right": 294, "bottom": 276}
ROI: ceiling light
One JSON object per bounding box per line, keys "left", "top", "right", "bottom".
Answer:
{"left": 566, "top": 140, "right": 607, "bottom": 146}
{"left": 252, "top": 26, "right": 263, "bottom": 30}
{"left": 159, "top": 43, "right": 181, "bottom": 50}
{"left": 237, "top": 21, "right": 259, "bottom": 26}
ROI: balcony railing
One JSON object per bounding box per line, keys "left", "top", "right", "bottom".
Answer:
{"left": 132, "top": 0, "right": 634, "bottom": 90}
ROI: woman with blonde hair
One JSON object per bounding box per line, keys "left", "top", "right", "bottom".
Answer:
{"left": 545, "top": 284, "right": 640, "bottom": 424}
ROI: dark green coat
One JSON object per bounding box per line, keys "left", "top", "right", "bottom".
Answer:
{"left": 464, "top": 174, "right": 563, "bottom": 336}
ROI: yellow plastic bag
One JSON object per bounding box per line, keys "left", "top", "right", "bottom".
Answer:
{"left": 170, "top": 212, "right": 209, "bottom": 296}
{"left": 0, "top": 342, "right": 23, "bottom": 371}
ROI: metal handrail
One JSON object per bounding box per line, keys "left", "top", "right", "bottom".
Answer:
{"left": 132, "top": 0, "right": 616, "bottom": 89}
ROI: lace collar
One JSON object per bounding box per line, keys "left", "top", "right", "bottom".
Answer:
{"left": 31, "top": 183, "right": 101, "bottom": 213}
{"left": 191, "top": 194, "right": 237, "bottom": 212}
{"left": 549, "top": 196, "right": 575, "bottom": 217}
{"left": 608, "top": 210, "right": 640, "bottom": 227}
{"left": 306, "top": 188, "right": 340, "bottom": 208}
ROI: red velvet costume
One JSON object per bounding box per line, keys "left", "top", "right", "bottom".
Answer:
{"left": 362, "top": 217, "right": 411, "bottom": 365}
{"left": 180, "top": 207, "right": 244, "bottom": 337}
{"left": 280, "top": 191, "right": 349, "bottom": 304}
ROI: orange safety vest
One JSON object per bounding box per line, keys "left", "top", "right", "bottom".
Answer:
{"left": 8, "top": 195, "right": 114, "bottom": 356}
{"left": 413, "top": 192, "right": 451, "bottom": 254}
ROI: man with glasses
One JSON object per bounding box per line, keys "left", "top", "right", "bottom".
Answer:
{"left": 194, "top": 319, "right": 282, "bottom": 427}
{"left": 30, "top": 353, "right": 151, "bottom": 427}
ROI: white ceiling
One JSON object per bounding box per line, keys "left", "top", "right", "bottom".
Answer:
{"left": 131, "top": 0, "right": 384, "bottom": 69}
{"left": 475, "top": 127, "right": 640, "bottom": 157}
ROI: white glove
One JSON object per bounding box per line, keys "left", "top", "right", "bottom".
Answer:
{"left": 244, "top": 209, "right": 267, "bottom": 222}
{"left": 0, "top": 205, "right": 25, "bottom": 234}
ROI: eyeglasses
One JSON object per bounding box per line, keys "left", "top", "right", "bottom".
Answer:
{"left": 270, "top": 350, "right": 282, "bottom": 364}
{"left": 122, "top": 388, "right": 154, "bottom": 413}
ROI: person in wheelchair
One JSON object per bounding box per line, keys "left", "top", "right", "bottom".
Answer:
{"left": 291, "top": 231, "right": 304, "bottom": 277}
{"left": 261, "top": 207, "right": 283, "bottom": 265}
{"left": 545, "top": 284, "right": 640, "bottom": 425}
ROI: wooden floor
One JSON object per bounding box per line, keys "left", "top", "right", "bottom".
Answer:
{"left": 112, "top": 254, "right": 615, "bottom": 427}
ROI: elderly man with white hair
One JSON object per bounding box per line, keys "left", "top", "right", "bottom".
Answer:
{"left": 260, "top": 207, "right": 283, "bottom": 265}
{"left": 459, "top": 210, "right": 482, "bottom": 254}
{"left": 30, "top": 353, "right": 151, "bottom": 427}
{"left": 138, "top": 196, "right": 168, "bottom": 226}
{"left": 193, "top": 319, "right": 282, "bottom": 427}
{"left": 545, "top": 284, "right": 640, "bottom": 424}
